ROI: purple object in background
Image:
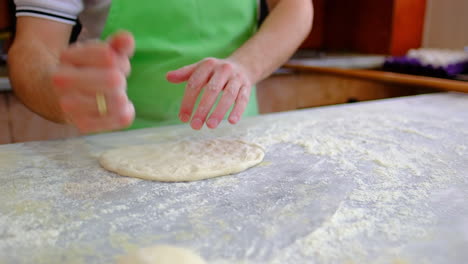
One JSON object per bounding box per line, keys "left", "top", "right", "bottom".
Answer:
{"left": 383, "top": 56, "right": 468, "bottom": 79}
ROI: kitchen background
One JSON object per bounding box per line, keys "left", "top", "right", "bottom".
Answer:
{"left": 0, "top": 0, "right": 467, "bottom": 144}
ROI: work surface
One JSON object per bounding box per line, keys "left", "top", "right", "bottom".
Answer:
{"left": 1, "top": 93, "right": 467, "bottom": 263}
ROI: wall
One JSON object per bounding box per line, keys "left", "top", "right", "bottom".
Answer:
{"left": 423, "top": 0, "right": 468, "bottom": 49}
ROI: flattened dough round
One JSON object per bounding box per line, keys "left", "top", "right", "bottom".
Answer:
{"left": 117, "top": 245, "right": 206, "bottom": 264}
{"left": 99, "top": 139, "right": 265, "bottom": 182}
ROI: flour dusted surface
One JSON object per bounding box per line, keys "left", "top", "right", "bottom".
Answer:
{"left": 99, "top": 139, "right": 265, "bottom": 182}
{"left": 1, "top": 93, "right": 467, "bottom": 264}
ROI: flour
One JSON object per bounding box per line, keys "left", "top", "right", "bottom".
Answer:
{"left": 63, "top": 176, "right": 137, "bottom": 199}
{"left": 1, "top": 94, "right": 467, "bottom": 263}
{"left": 0, "top": 147, "right": 22, "bottom": 173}
{"left": 455, "top": 145, "right": 467, "bottom": 156}
{"left": 257, "top": 104, "right": 463, "bottom": 263}
{"left": 97, "top": 97, "right": 465, "bottom": 263}
{"left": 185, "top": 101, "right": 463, "bottom": 263}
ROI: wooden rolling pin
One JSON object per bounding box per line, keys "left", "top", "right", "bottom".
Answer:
{"left": 284, "top": 64, "right": 468, "bottom": 93}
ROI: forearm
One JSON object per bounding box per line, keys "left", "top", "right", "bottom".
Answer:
{"left": 8, "top": 42, "right": 65, "bottom": 123}
{"left": 229, "top": 0, "right": 313, "bottom": 84}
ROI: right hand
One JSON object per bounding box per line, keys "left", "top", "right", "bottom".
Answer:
{"left": 52, "top": 31, "right": 135, "bottom": 133}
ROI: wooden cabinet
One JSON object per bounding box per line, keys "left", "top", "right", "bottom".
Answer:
{"left": 301, "top": 0, "right": 427, "bottom": 55}
{"left": 0, "top": 0, "right": 14, "bottom": 55}
{"left": 0, "top": 0, "right": 12, "bottom": 30}
{"left": 256, "top": 71, "right": 427, "bottom": 114}
{"left": 0, "top": 93, "right": 11, "bottom": 144}
{"left": 0, "top": 92, "right": 80, "bottom": 144}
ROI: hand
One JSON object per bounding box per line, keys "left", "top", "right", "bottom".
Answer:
{"left": 52, "top": 32, "right": 135, "bottom": 133}
{"left": 167, "top": 57, "right": 253, "bottom": 130}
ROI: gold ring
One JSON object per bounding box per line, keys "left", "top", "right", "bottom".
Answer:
{"left": 96, "top": 92, "right": 107, "bottom": 116}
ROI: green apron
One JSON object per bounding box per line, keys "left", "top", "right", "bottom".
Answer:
{"left": 101, "top": 0, "right": 259, "bottom": 129}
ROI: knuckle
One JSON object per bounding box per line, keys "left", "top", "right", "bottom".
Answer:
{"left": 187, "top": 74, "right": 198, "bottom": 86}
{"left": 224, "top": 85, "right": 238, "bottom": 98}
{"left": 51, "top": 75, "right": 67, "bottom": 92}
{"left": 239, "top": 90, "right": 250, "bottom": 103}
{"left": 186, "top": 83, "right": 195, "bottom": 93}
{"left": 209, "top": 114, "right": 222, "bottom": 122}
{"left": 122, "top": 59, "right": 132, "bottom": 76}
{"left": 192, "top": 115, "right": 203, "bottom": 123}
{"left": 105, "top": 70, "right": 125, "bottom": 89}
{"left": 206, "top": 82, "right": 221, "bottom": 92}
{"left": 197, "top": 106, "right": 209, "bottom": 115}
{"left": 235, "top": 72, "right": 247, "bottom": 82}
{"left": 204, "top": 58, "right": 217, "bottom": 65}
{"left": 187, "top": 81, "right": 200, "bottom": 93}
{"left": 114, "top": 92, "right": 129, "bottom": 108}
{"left": 204, "top": 57, "right": 216, "bottom": 63}
{"left": 187, "top": 79, "right": 197, "bottom": 89}
{"left": 96, "top": 45, "right": 116, "bottom": 66}
{"left": 221, "top": 63, "right": 234, "bottom": 72}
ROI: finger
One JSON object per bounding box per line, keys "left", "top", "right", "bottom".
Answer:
{"left": 107, "top": 31, "right": 134, "bottom": 76}
{"left": 166, "top": 62, "right": 199, "bottom": 83}
{"left": 179, "top": 59, "right": 217, "bottom": 122}
{"left": 52, "top": 67, "right": 126, "bottom": 96}
{"left": 228, "top": 85, "right": 251, "bottom": 125}
{"left": 108, "top": 31, "right": 135, "bottom": 58}
{"left": 72, "top": 99, "right": 135, "bottom": 133}
{"left": 206, "top": 78, "right": 241, "bottom": 129}
{"left": 190, "top": 64, "right": 231, "bottom": 130}
{"left": 60, "top": 42, "right": 118, "bottom": 68}
{"left": 116, "top": 55, "right": 131, "bottom": 76}
{"left": 59, "top": 89, "right": 130, "bottom": 117}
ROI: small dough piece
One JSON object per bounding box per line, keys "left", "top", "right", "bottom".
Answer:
{"left": 117, "top": 245, "right": 206, "bottom": 264}
{"left": 99, "top": 139, "right": 265, "bottom": 182}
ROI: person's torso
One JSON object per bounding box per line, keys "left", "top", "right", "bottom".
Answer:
{"left": 14, "top": 0, "right": 262, "bottom": 129}
{"left": 100, "top": 0, "right": 260, "bottom": 129}
{"left": 77, "top": 0, "right": 261, "bottom": 41}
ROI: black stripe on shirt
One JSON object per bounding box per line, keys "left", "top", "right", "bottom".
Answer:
{"left": 16, "top": 9, "right": 76, "bottom": 23}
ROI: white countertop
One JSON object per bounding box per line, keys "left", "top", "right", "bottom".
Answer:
{"left": 1, "top": 93, "right": 467, "bottom": 263}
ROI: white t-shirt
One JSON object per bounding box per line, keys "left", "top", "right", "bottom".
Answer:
{"left": 14, "top": 0, "right": 111, "bottom": 40}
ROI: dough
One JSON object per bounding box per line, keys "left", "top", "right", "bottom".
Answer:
{"left": 99, "top": 139, "right": 265, "bottom": 182}
{"left": 117, "top": 245, "right": 206, "bottom": 264}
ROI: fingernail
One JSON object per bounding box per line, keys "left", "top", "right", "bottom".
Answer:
{"left": 179, "top": 113, "right": 190, "bottom": 123}
{"left": 229, "top": 116, "right": 239, "bottom": 124}
{"left": 191, "top": 118, "right": 203, "bottom": 130}
{"left": 207, "top": 118, "right": 219, "bottom": 129}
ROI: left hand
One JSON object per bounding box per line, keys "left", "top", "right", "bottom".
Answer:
{"left": 166, "top": 57, "right": 252, "bottom": 130}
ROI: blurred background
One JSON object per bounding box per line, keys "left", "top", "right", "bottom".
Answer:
{"left": 1, "top": 0, "right": 467, "bottom": 144}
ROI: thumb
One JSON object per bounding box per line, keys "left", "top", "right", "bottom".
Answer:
{"left": 108, "top": 31, "right": 135, "bottom": 58}
{"left": 166, "top": 63, "right": 198, "bottom": 83}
